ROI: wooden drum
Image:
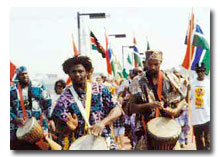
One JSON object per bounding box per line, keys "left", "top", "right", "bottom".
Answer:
{"left": 16, "top": 117, "right": 44, "bottom": 143}
{"left": 69, "top": 134, "right": 109, "bottom": 150}
{"left": 146, "top": 117, "right": 181, "bottom": 150}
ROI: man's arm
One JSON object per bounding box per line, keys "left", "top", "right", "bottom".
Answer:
{"left": 162, "top": 98, "right": 187, "bottom": 117}
{"left": 90, "top": 105, "right": 121, "bottom": 136}
{"left": 101, "top": 105, "right": 122, "bottom": 126}
{"left": 128, "top": 95, "right": 162, "bottom": 114}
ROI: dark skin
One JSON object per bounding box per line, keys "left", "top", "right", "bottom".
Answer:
{"left": 129, "top": 59, "right": 185, "bottom": 117}
{"left": 14, "top": 71, "right": 30, "bottom": 126}
{"left": 196, "top": 68, "right": 206, "bottom": 81}
{"left": 15, "top": 71, "right": 55, "bottom": 131}
{"left": 129, "top": 59, "right": 163, "bottom": 114}
{"left": 67, "top": 64, "right": 121, "bottom": 136}
{"left": 55, "top": 83, "right": 64, "bottom": 95}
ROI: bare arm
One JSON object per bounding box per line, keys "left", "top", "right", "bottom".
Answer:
{"left": 90, "top": 105, "right": 121, "bottom": 136}
{"left": 101, "top": 105, "right": 122, "bottom": 126}
{"left": 128, "top": 95, "right": 163, "bottom": 114}
{"left": 162, "top": 99, "right": 186, "bottom": 117}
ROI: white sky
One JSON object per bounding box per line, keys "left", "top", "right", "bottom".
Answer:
{"left": 10, "top": 7, "right": 210, "bottom": 78}
{"left": 1, "top": 0, "right": 220, "bottom": 156}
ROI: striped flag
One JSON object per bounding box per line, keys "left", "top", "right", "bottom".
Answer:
{"left": 133, "top": 37, "right": 142, "bottom": 67}
{"left": 90, "top": 31, "right": 106, "bottom": 58}
{"left": 105, "top": 30, "right": 112, "bottom": 75}
{"left": 182, "top": 13, "right": 210, "bottom": 75}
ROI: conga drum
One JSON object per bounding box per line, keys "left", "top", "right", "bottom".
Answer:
{"left": 69, "top": 134, "right": 109, "bottom": 150}
{"left": 16, "top": 117, "right": 44, "bottom": 143}
{"left": 146, "top": 117, "right": 181, "bottom": 150}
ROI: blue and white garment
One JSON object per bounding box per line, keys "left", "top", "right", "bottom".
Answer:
{"left": 10, "top": 81, "right": 52, "bottom": 139}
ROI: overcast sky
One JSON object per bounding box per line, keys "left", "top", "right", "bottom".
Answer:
{"left": 10, "top": 7, "right": 210, "bottom": 78}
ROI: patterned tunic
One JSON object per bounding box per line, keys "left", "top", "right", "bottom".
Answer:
{"left": 52, "top": 82, "right": 118, "bottom": 149}
{"left": 10, "top": 81, "right": 52, "bottom": 140}
{"left": 129, "top": 71, "right": 184, "bottom": 140}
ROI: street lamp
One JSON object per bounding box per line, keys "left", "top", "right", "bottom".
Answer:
{"left": 77, "top": 12, "right": 106, "bottom": 53}
{"left": 109, "top": 34, "right": 126, "bottom": 38}
{"left": 122, "top": 46, "right": 135, "bottom": 69}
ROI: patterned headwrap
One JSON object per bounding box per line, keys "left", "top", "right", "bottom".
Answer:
{"left": 145, "top": 50, "right": 163, "bottom": 62}
{"left": 15, "top": 66, "right": 27, "bottom": 75}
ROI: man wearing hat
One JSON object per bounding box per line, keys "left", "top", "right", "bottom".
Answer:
{"left": 10, "top": 66, "right": 53, "bottom": 150}
{"left": 127, "top": 50, "right": 187, "bottom": 150}
{"left": 190, "top": 63, "right": 210, "bottom": 150}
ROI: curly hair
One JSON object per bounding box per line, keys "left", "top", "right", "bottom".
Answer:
{"left": 54, "top": 79, "right": 66, "bottom": 89}
{"left": 62, "top": 55, "right": 93, "bottom": 74}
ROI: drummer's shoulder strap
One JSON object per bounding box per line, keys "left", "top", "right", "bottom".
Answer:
{"left": 155, "top": 70, "right": 163, "bottom": 117}
{"left": 17, "top": 83, "right": 28, "bottom": 120}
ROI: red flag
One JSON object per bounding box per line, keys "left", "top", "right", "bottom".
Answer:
{"left": 66, "top": 77, "right": 72, "bottom": 85}
{"left": 66, "top": 34, "right": 79, "bottom": 85}
{"left": 105, "top": 30, "right": 112, "bottom": 75}
{"left": 182, "top": 12, "right": 195, "bottom": 69}
{"left": 72, "top": 34, "right": 80, "bottom": 56}
{"left": 10, "top": 61, "right": 17, "bottom": 82}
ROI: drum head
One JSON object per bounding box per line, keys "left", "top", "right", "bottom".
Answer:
{"left": 16, "top": 117, "right": 36, "bottom": 139}
{"left": 147, "top": 117, "right": 181, "bottom": 139}
{"left": 69, "top": 135, "right": 108, "bottom": 150}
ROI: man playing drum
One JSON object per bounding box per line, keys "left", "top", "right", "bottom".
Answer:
{"left": 51, "top": 55, "right": 122, "bottom": 150}
{"left": 10, "top": 66, "right": 54, "bottom": 150}
{"left": 127, "top": 50, "right": 187, "bottom": 150}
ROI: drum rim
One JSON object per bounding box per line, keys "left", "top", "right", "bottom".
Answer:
{"left": 16, "top": 117, "right": 36, "bottom": 138}
{"left": 146, "top": 117, "right": 181, "bottom": 140}
{"left": 69, "top": 134, "right": 108, "bottom": 150}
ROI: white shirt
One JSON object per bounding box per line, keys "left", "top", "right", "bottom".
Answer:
{"left": 190, "top": 78, "right": 210, "bottom": 125}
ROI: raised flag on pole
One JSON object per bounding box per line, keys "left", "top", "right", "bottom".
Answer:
{"left": 182, "top": 13, "right": 210, "bottom": 75}
{"left": 90, "top": 31, "right": 106, "bottom": 58}
{"left": 72, "top": 34, "right": 80, "bottom": 56}
{"left": 133, "top": 37, "right": 142, "bottom": 67}
{"left": 182, "top": 12, "right": 195, "bottom": 70}
{"left": 105, "top": 30, "right": 112, "bottom": 75}
{"left": 10, "top": 61, "right": 17, "bottom": 82}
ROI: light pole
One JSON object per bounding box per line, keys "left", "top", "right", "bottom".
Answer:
{"left": 77, "top": 12, "right": 106, "bottom": 53}
{"left": 108, "top": 34, "right": 126, "bottom": 68}
{"left": 122, "top": 46, "right": 135, "bottom": 69}
{"left": 109, "top": 34, "right": 126, "bottom": 38}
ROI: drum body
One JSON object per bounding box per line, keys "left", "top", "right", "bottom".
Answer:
{"left": 69, "top": 135, "right": 109, "bottom": 150}
{"left": 16, "top": 117, "right": 43, "bottom": 143}
{"left": 146, "top": 117, "right": 181, "bottom": 150}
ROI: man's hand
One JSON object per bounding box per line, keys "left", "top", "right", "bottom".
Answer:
{"left": 162, "top": 107, "right": 178, "bottom": 117}
{"left": 90, "top": 121, "right": 105, "bottom": 136}
{"left": 153, "top": 101, "right": 164, "bottom": 109}
{"left": 14, "top": 118, "right": 25, "bottom": 127}
{"left": 49, "top": 120, "right": 56, "bottom": 132}
{"left": 66, "top": 113, "right": 78, "bottom": 131}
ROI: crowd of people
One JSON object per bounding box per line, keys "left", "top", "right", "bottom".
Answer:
{"left": 10, "top": 50, "right": 210, "bottom": 150}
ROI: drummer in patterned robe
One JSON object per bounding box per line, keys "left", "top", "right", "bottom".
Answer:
{"left": 51, "top": 56, "right": 122, "bottom": 150}
{"left": 10, "top": 66, "right": 53, "bottom": 150}
{"left": 127, "top": 50, "right": 187, "bottom": 150}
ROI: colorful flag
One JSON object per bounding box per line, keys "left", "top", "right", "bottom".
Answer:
{"left": 133, "top": 37, "right": 142, "bottom": 67}
{"left": 105, "top": 30, "right": 112, "bottom": 75}
{"left": 127, "top": 54, "right": 132, "bottom": 65}
{"left": 10, "top": 61, "right": 17, "bottom": 82}
{"left": 182, "top": 13, "right": 210, "bottom": 75}
{"left": 182, "top": 13, "right": 195, "bottom": 70}
{"left": 122, "top": 68, "right": 128, "bottom": 79}
{"left": 72, "top": 34, "right": 80, "bottom": 56}
{"left": 90, "top": 31, "right": 106, "bottom": 58}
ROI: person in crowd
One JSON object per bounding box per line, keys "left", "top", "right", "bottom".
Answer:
{"left": 10, "top": 66, "right": 53, "bottom": 150}
{"left": 51, "top": 55, "right": 122, "bottom": 150}
{"left": 190, "top": 63, "right": 210, "bottom": 150}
